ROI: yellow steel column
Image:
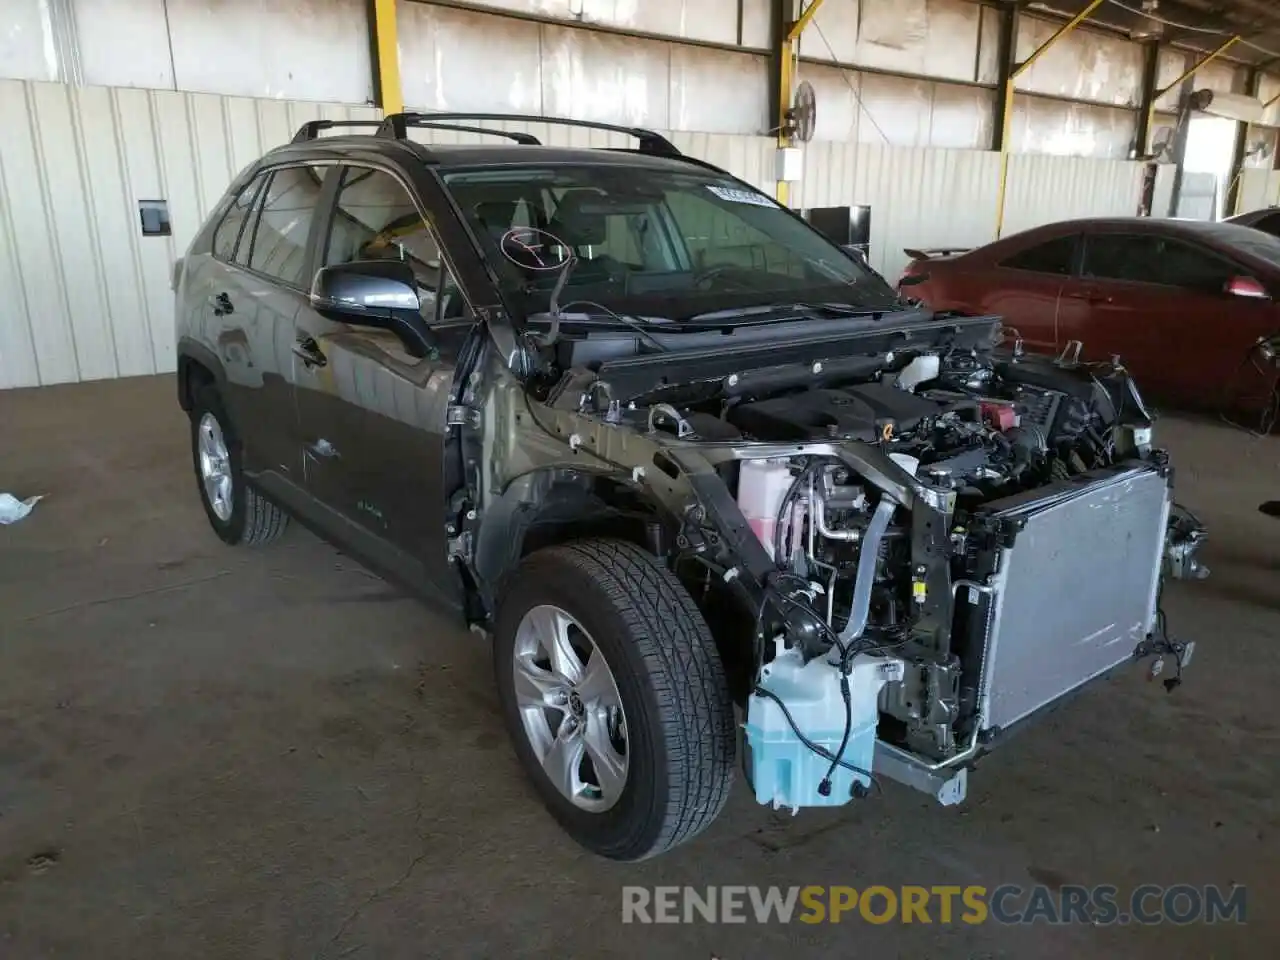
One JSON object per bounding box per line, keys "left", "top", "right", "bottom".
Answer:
{"left": 370, "top": 0, "right": 403, "bottom": 116}
{"left": 994, "top": 0, "right": 1105, "bottom": 236}
{"left": 776, "top": 31, "right": 794, "bottom": 205}
{"left": 776, "top": 0, "right": 826, "bottom": 205}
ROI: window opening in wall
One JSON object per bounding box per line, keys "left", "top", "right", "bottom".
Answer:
{"left": 138, "top": 200, "right": 171, "bottom": 237}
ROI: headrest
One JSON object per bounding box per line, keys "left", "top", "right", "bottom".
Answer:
{"left": 472, "top": 200, "right": 520, "bottom": 235}
{"left": 547, "top": 189, "right": 609, "bottom": 246}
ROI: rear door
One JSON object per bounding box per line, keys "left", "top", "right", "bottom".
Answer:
{"left": 200, "top": 163, "right": 331, "bottom": 489}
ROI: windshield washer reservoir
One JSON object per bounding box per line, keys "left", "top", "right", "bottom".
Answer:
{"left": 746, "top": 643, "right": 904, "bottom": 812}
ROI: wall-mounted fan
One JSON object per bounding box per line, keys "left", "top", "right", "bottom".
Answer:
{"left": 1246, "top": 138, "right": 1275, "bottom": 163}
{"left": 1149, "top": 126, "right": 1175, "bottom": 163}
{"left": 785, "top": 80, "right": 817, "bottom": 143}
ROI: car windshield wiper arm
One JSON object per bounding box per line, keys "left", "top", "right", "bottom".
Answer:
{"left": 685, "top": 302, "right": 891, "bottom": 324}
{"left": 533, "top": 301, "right": 673, "bottom": 352}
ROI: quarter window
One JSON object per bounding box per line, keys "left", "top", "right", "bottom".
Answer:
{"left": 243, "top": 164, "right": 330, "bottom": 287}
{"left": 1000, "top": 236, "right": 1077, "bottom": 275}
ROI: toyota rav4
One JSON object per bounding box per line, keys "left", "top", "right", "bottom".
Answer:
{"left": 174, "top": 112, "right": 1206, "bottom": 861}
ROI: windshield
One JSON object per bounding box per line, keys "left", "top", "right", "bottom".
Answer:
{"left": 441, "top": 164, "right": 901, "bottom": 320}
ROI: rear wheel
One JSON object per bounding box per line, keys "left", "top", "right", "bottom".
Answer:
{"left": 494, "top": 539, "right": 735, "bottom": 861}
{"left": 189, "top": 385, "right": 288, "bottom": 546}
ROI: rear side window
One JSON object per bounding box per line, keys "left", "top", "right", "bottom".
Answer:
{"left": 242, "top": 164, "right": 331, "bottom": 287}
{"left": 212, "top": 173, "right": 267, "bottom": 261}
{"left": 1000, "top": 235, "right": 1077, "bottom": 275}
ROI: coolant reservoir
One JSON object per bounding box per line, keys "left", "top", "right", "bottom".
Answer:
{"left": 745, "top": 644, "right": 904, "bottom": 812}
{"left": 738, "top": 459, "right": 794, "bottom": 558}
{"left": 897, "top": 354, "right": 940, "bottom": 391}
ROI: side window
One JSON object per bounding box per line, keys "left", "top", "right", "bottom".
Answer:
{"left": 212, "top": 173, "right": 267, "bottom": 262}
{"left": 324, "top": 166, "right": 463, "bottom": 321}
{"left": 1155, "top": 239, "right": 1236, "bottom": 293}
{"left": 999, "top": 235, "right": 1077, "bottom": 275}
{"left": 1082, "top": 234, "right": 1164, "bottom": 283}
{"left": 242, "top": 164, "right": 330, "bottom": 287}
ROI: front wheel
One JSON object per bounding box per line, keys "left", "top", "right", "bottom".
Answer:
{"left": 494, "top": 539, "right": 735, "bottom": 861}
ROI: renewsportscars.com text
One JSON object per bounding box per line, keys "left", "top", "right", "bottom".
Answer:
{"left": 621, "top": 884, "right": 1247, "bottom": 926}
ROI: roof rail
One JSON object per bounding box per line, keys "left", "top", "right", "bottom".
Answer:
{"left": 290, "top": 119, "right": 384, "bottom": 143}
{"left": 397, "top": 119, "right": 542, "bottom": 145}
{"left": 376, "top": 112, "right": 682, "bottom": 157}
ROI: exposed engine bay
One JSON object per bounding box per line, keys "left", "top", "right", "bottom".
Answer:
{"left": 485, "top": 312, "right": 1206, "bottom": 813}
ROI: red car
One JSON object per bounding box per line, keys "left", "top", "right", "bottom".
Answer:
{"left": 898, "top": 218, "right": 1280, "bottom": 411}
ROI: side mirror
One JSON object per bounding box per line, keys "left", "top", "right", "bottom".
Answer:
{"left": 310, "top": 260, "right": 434, "bottom": 358}
{"left": 1224, "top": 275, "right": 1269, "bottom": 300}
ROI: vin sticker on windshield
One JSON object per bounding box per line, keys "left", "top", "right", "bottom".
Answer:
{"left": 706, "top": 185, "right": 776, "bottom": 207}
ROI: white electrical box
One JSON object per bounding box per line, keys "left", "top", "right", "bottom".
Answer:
{"left": 775, "top": 146, "right": 804, "bottom": 183}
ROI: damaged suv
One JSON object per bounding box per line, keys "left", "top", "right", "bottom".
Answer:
{"left": 174, "top": 113, "right": 1206, "bottom": 861}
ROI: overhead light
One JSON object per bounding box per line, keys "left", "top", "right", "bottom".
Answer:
{"left": 1130, "top": 0, "right": 1165, "bottom": 40}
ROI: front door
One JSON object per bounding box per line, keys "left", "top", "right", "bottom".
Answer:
{"left": 978, "top": 232, "right": 1080, "bottom": 355}
{"left": 292, "top": 164, "right": 468, "bottom": 611}
{"left": 1063, "top": 231, "right": 1280, "bottom": 407}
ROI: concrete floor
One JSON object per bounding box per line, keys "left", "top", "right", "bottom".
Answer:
{"left": 1, "top": 375, "right": 1278, "bottom": 959}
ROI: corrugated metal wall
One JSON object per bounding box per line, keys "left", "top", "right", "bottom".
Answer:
{"left": 1153, "top": 163, "right": 1178, "bottom": 219}
{"left": 1236, "top": 168, "right": 1280, "bottom": 215}
{"left": 792, "top": 142, "right": 1003, "bottom": 279}
{"left": 0, "top": 79, "right": 378, "bottom": 389}
{"left": 1001, "top": 154, "right": 1144, "bottom": 236}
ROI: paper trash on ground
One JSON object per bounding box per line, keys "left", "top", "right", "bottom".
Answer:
{"left": 0, "top": 494, "right": 43, "bottom": 525}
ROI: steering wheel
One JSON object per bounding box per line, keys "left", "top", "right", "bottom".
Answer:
{"left": 691, "top": 263, "right": 753, "bottom": 291}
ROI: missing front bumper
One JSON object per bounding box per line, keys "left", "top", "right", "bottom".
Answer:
{"left": 874, "top": 462, "right": 1196, "bottom": 802}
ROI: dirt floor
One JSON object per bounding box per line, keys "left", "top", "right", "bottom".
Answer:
{"left": 1, "top": 374, "right": 1278, "bottom": 959}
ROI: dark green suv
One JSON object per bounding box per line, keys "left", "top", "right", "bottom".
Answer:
{"left": 174, "top": 112, "right": 1204, "bottom": 861}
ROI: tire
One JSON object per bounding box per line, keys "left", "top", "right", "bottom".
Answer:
{"left": 189, "top": 384, "right": 288, "bottom": 547}
{"left": 494, "top": 538, "right": 735, "bottom": 861}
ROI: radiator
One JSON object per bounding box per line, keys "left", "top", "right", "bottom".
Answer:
{"left": 972, "top": 465, "right": 1171, "bottom": 733}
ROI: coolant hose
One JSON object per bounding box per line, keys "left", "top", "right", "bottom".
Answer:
{"left": 837, "top": 497, "right": 897, "bottom": 646}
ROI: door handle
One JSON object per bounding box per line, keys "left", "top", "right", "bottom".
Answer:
{"left": 292, "top": 335, "right": 328, "bottom": 368}
{"left": 210, "top": 292, "right": 234, "bottom": 316}
{"left": 1066, "top": 289, "right": 1113, "bottom": 304}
